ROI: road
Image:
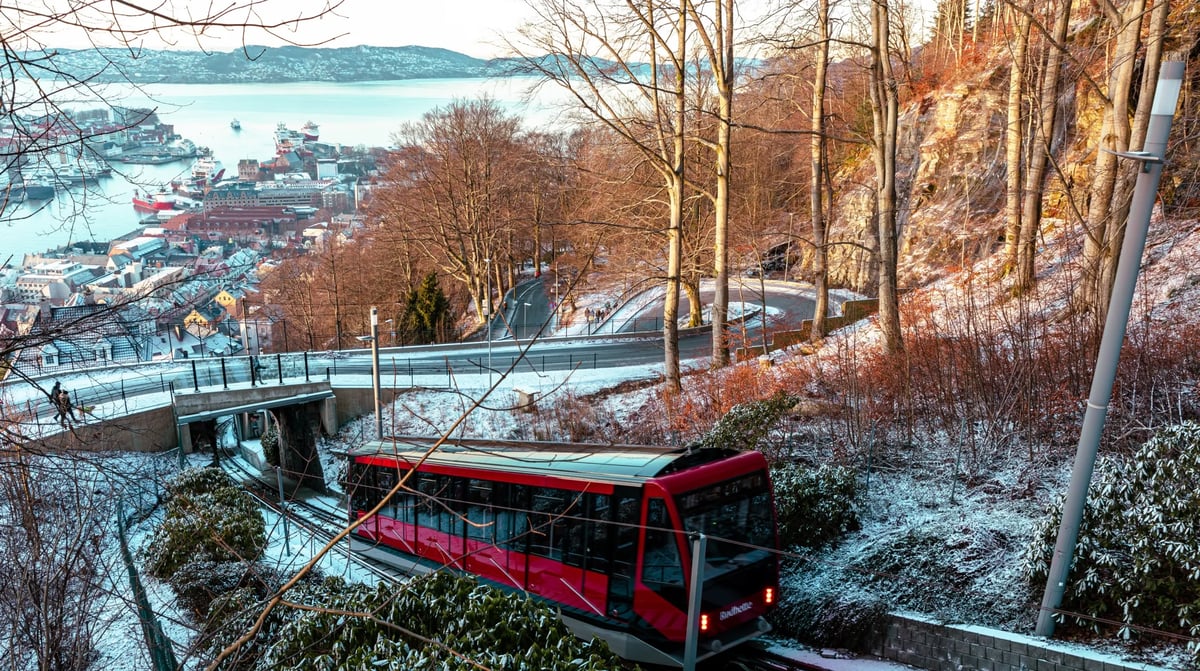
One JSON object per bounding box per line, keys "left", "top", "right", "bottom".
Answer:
{"left": 4, "top": 278, "right": 823, "bottom": 424}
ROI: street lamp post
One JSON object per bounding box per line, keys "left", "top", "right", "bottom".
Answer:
{"left": 522, "top": 301, "right": 531, "bottom": 340}
{"left": 369, "top": 307, "right": 382, "bottom": 439}
{"left": 484, "top": 258, "right": 492, "bottom": 375}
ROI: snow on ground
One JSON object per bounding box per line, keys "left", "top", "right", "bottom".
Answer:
{"left": 10, "top": 244, "right": 1198, "bottom": 670}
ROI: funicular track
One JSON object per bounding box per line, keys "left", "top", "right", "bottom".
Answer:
{"left": 219, "top": 454, "right": 408, "bottom": 583}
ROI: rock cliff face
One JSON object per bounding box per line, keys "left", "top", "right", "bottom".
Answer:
{"left": 810, "top": 74, "right": 1017, "bottom": 294}
{"left": 804, "top": 58, "right": 1118, "bottom": 296}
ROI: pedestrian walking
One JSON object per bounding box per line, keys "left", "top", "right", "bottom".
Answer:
{"left": 57, "top": 388, "right": 75, "bottom": 425}
{"left": 49, "top": 380, "right": 63, "bottom": 422}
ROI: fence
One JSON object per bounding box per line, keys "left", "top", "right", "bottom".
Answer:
{"left": 736, "top": 297, "right": 880, "bottom": 358}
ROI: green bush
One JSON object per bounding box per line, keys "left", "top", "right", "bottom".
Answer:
{"left": 144, "top": 467, "right": 266, "bottom": 580}
{"left": 771, "top": 462, "right": 860, "bottom": 548}
{"left": 771, "top": 575, "right": 889, "bottom": 650}
{"left": 690, "top": 391, "right": 797, "bottom": 454}
{"left": 173, "top": 561, "right": 295, "bottom": 619}
{"left": 260, "top": 425, "right": 279, "bottom": 467}
{"left": 204, "top": 573, "right": 628, "bottom": 671}
{"left": 1022, "top": 422, "right": 1200, "bottom": 657}
{"left": 202, "top": 585, "right": 286, "bottom": 671}
{"left": 168, "top": 466, "right": 238, "bottom": 497}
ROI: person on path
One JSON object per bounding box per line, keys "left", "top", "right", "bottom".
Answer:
{"left": 49, "top": 380, "right": 63, "bottom": 422}
{"left": 57, "top": 388, "right": 75, "bottom": 425}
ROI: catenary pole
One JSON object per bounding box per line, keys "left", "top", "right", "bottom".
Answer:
{"left": 370, "top": 306, "right": 382, "bottom": 439}
{"left": 1035, "top": 60, "right": 1183, "bottom": 637}
{"left": 683, "top": 533, "right": 707, "bottom": 671}
{"left": 485, "top": 258, "right": 493, "bottom": 383}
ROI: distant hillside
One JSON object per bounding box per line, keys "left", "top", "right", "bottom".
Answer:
{"left": 42, "top": 45, "right": 531, "bottom": 83}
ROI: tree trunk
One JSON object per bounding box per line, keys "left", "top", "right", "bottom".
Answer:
{"left": 1016, "top": 0, "right": 1071, "bottom": 293}
{"left": 869, "top": 0, "right": 903, "bottom": 354}
{"left": 810, "top": 0, "right": 831, "bottom": 340}
{"left": 662, "top": 0, "right": 688, "bottom": 393}
{"left": 1074, "top": 0, "right": 1147, "bottom": 320}
{"left": 704, "top": 0, "right": 734, "bottom": 367}
{"left": 1002, "top": 3, "right": 1031, "bottom": 273}
{"left": 682, "top": 279, "right": 704, "bottom": 328}
{"left": 1098, "top": 0, "right": 1169, "bottom": 310}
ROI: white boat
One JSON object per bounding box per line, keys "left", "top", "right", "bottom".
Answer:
{"left": 190, "top": 150, "right": 225, "bottom": 185}
{"left": 274, "top": 122, "right": 305, "bottom": 155}
{"left": 230, "top": 118, "right": 242, "bottom": 131}
{"left": 301, "top": 120, "right": 319, "bottom": 141}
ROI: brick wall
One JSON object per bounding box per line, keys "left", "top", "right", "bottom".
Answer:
{"left": 869, "top": 614, "right": 1174, "bottom": 671}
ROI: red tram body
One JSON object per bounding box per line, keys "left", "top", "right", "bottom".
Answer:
{"left": 345, "top": 437, "right": 780, "bottom": 667}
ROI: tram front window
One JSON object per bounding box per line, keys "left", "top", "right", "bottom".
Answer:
{"left": 641, "top": 498, "right": 686, "bottom": 606}
{"left": 676, "top": 471, "right": 774, "bottom": 576}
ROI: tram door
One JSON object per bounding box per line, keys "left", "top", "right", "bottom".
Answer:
{"left": 606, "top": 487, "right": 641, "bottom": 621}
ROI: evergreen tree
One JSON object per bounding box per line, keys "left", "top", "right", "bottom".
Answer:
{"left": 401, "top": 272, "right": 451, "bottom": 344}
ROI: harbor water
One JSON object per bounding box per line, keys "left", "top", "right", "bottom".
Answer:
{"left": 2, "top": 77, "right": 567, "bottom": 262}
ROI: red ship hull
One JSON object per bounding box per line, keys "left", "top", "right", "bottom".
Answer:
{"left": 132, "top": 192, "right": 178, "bottom": 212}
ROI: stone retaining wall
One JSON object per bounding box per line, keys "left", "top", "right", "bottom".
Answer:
{"left": 869, "top": 614, "right": 1173, "bottom": 671}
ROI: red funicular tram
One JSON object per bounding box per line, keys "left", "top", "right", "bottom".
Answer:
{"left": 345, "top": 437, "right": 780, "bottom": 667}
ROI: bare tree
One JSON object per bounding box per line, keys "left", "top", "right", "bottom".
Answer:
{"left": 808, "top": 0, "right": 833, "bottom": 340}
{"left": 370, "top": 98, "right": 535, "bottom": 327}
{"left": 867, "top": 0, "right": 903, "bottom": 354}
{"left": 1074, "top": 0, "right": 1170, "bottom": 320}
{"left": 1012, "top": 0, "right": 1070, "bottom": 292}
{"left": 0, "top": 453, "right": 132, "bottom": 671}
{"left": 3, "top": 3, "right": 341, "bottom": 661}
{"left": 682, "top": 0, "right": 737, "bottom": 367}
{"left": 1000, "top": 0, "right": 1032, "bottom": 281}
{"left": 515, "top": 0, "right": 693, "bottom": 391}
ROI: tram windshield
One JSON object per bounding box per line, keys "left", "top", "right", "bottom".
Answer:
{"left": 675, "top": 470, "right": 774, "bottom": 576}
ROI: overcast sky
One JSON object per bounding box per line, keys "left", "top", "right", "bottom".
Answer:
{"left": 24, "top": 0, "right": 531, "bottom": 59}
{"left": 315, "top": 0, "right": 530, "bottom": 58}
{"left": 31, "top": 0, "right": 801, "bottom": 60}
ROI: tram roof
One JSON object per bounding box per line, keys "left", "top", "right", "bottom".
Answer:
{"left": 348, "top": 436, "right": 737, "bottom": 482}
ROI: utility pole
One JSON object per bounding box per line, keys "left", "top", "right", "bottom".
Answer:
{"left": 485, "top": 258, "right": 493, "bottom": 378}
{"left": 1035, "top": 60, "right": 1183, "bottom": 638}
{"left": 370, "top": 307, "right": 382, "bottom": 440}
{"left": 683, "top": 533, "right": 707, "bottom": 671}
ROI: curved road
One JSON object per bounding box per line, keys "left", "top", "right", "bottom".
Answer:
{"left": 4, "top": 278, "right": 823, "bottom": 424}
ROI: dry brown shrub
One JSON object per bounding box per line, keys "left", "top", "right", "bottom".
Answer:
{"left": 536, "top": 290, "right": 1199, "bottom": 463}
{"left": 816, "top": 288, "right": 1200, "bottom": 466}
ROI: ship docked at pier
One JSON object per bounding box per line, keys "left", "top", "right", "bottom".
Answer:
{"left": 275, "top": 121, "right": 320, "bottom": 156}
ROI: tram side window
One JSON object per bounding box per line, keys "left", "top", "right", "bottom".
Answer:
{"left": 466, "top": 479, "right": 495, "bottom": 542}
{"left": 393, "top": 486, "right": 416, "bottom": 526}
{"left": 443, "top": 476, "right": 466, "bottom": 538}
{"left": 499, "top": 484, "right": 529, "bottom": 551}
{"left": 354, "top": 464, "right": 400, "bottom": 513}
{"left": 415, "top": 473, "right": 443, "bottom": 531}
{"left": 349, "top": 462, "right": 377, "bottom": 511}
{"left": 530, "top": 487, "right": 571, "bottom": 561}
{"left": 642, "top": 498, "right": 684, "bottom": 591}
{"left": 568, "top": 493, "right": 611, "bottom": 572}
{"left": 611, "top": 494, "right": 640, "bottom": 584}
{"left": 385, "top": 468, "right": 410, "bottom": 519}
{"left": 560, "top": 490, "right": 591, "bottom": 568}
